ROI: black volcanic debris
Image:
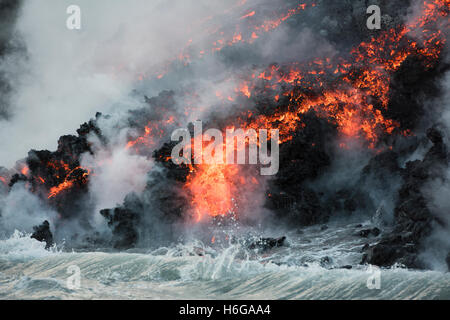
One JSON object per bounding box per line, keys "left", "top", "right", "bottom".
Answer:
{"left": 154, "top": 140, "right": 191, "bottom": 182}
{"left": 23, "top": 123, "right": 99, "bottom": 218}
{"left": 99, "top": 176, "right": 187, "bottom": 249}
{"left": 355, "top": 227, "right": 381, "bottom": 238}
{"left": 385, "top": 56, "right": 446, "bottom": 131}
{"left": 31, "top": 220, "right": 53, "bottom": 249}
{"left": 100, "top": 206, "right": 140, "bottom": 249}
{"left": 265, "top": 113, "right": 336, "bottom": 226}
{"left": 17, "top": 114, "right": 104, "bottom": 193}
{"left": 141, "top": 170, "right": 188, "bottom": 224}
{"left": 8, "top": 173, "right": 27, "bottom": 187}
{"left": 3, "top": 115, "right": 104, "bottom": 234}
{"left": 248, "top": 236, "right": 286, "bottom": 252}
{"left": 363, "top": 127, "right": 449, "bottom": 268}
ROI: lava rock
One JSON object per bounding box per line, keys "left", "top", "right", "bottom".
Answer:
{"left": 363, "top": 127, "right": 449, "bottom": 269}
{"left": 320, "top": 256, "right": 333, "bottom": 268}
{"left": 248, "top": 236, "right": 286, "bottom": 252}
{"left": 325, "top": 188, "right": 373, "bottom": 217}
{"left": 285, "top": 188, "right": 328, "bottom": 226}
{"left": 385, "top": 55, "right": 442, "bottom": 131}
{"left": 31, "top": 221, "right": 53, "bottom": 249}
{"left": 100, "top": 207, "right": 140, "bottom": 249}
{"left": 361, "top": 243, "right": 370, "bottom": 252}
{"left": 362, "top": 150, "right": 401, "bottom": 178}
{"left": 340, "top": 265, "right": 353, "bottom": 270}
{"left": 265, "top": 113, "right": 336, "bottom": 226}
{"left": 356, "top": 227, "right": 381, "bottom": 238}
{"left": 8, "top": 173, "right": 27, "bottom": 188}
{"left": 362, "top": 240, "right": 418, "bottom": 268}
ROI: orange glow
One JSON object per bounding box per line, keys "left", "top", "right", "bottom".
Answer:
{"left": 99, "top": 1, "right": 448, "bottom": 225}
{"left": 48, "top": 167, "right": 90, "bottom": 199}
{"left": 126, "top": 122, "right": 167, "bottom": 150}
{"left": 257, "top": 3, "right": 308, "bottom": 32}
{"left": 21, "top": 166, "right": 29, "bottom": 176}
{"left": 185, "top": 164, "right": 240, "bottom": 222}
{"left": 237, "top": 83, "right": 251, "bottom": 98}
{"left": 142, "top": 2, "right": 311, "bottom": 80}
{"left": 48, "top": 180, "right": 74, "bottom": 199}
{"left": 46, "top": 160, "right": 70, "bottom": 173}
{"left": 241, "top": 88, "right": 399, "bottom": 148}
{"left": 183, "top": 0, "right": 448, "bottom": 222}
{"left": 241, "top": 11, "right": 255, "bottom": 19}
{"left": 209, "top": 4, "right": 309, "bottom": 52}
{"left": 225, "top": 0, "right": 446, "bottom": 148}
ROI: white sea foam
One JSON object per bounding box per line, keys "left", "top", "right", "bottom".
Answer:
{"left": 0, "top": 225, "right": 449, "bottom": 299}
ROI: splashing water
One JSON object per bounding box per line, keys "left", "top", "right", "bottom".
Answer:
{"left": 0, "top": 223, "right": 448, "bottom": 300}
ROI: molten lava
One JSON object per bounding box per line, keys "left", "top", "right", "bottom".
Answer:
{"left": 185, "top": 164, "right": 240, "bottom": 222}
{"left": 182, "top": 0, "right": 448, "bottom": 221}
{"left": 21, "top": 166, "right": 29, "bottom": 176}
{"left": 47, "top": 167, "right": 90, "bottom": 199}
{"left": 19, "top": 0, "right": 445, "bottom": 223}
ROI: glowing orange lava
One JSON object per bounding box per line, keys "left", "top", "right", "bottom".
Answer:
{"left": 47, "top": 167, "right": 90, "bottom": 199}
{"left": 185, "top": 164, "right": 240, "bottom": 222}
{"left": 183, "top": 0, "right": 448, "bottom": 221}
{"left": 21, "top": 166, "right": 29, "bottom": 176}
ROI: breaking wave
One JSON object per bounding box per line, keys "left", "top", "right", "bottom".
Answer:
{"left": 0, "top": 226, "right": 448, "bottom": 300}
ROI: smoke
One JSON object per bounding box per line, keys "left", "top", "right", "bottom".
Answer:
{"left": 0, "top": 0, "right": 23, "bottom": 120}
{"left": 81, "top": 138, "right": 154, "bottom": 226}
{"left": 421, "top": 171, "right": 450, "bottom": 271}
{"left": 0, "top": 182, "right": 57, "bottom": 238}
{"left": 0, "top": 0, "right": 245, "bottom": 168}
{"left": 0, "top": 0, "right": 382, "bottom": 168}
{"left": 0, "top": 0, "right": 236, "bottom": 243}
{"left": 418, "top": 68, "right": 450, "bottom": 271}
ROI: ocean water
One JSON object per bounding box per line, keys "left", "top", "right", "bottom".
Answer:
{"left": 0, "top": 223, "right": 449, "bottom": 300}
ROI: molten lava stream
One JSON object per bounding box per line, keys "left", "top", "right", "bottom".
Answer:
{"left": 186, "top": 164, "right": 241, "bottom": 223}
{"left": 47, "top": 167, "right": 90, "bottom": 199}
{"left": 48, "top": 180, "right": 74, "bottom": 199}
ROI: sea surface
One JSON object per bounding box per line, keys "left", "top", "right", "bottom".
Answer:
{"left": 1, "top": 221, "right": 449, "bottom": 300}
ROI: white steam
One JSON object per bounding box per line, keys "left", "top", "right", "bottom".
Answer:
{"left": 0, "top": 183, "right": 57, "bottom": 238}
{"left": 0, "top": 0, "right": 244, "bottom": 167}
{"left": 81, "top": 146, "right": 153, "bottom": 222}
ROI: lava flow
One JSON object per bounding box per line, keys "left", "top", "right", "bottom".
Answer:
{"left": 185, "top": 164, "right": 240, "bottom": 222}
{"left": 3, "top": 0, "right": 448, "bottom": 226}
{"left": 144, "top": 1, "right": 313, "bottom": 80}
{"left": 47, "top": 166, "right": 90, "bottom": 199}
{"left": 181, "top": 0, "right": 448, "bottom": 222}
